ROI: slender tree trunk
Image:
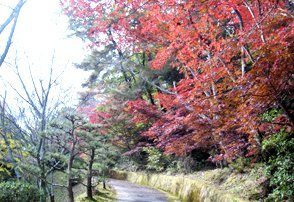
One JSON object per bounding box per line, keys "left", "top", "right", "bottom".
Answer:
{"left": 102, "top": 170, "right": 106, "bottom": 189}
{"left": 67, "top": 149, "right": 75, "bottom": 202}
{"left": 146, "top": 86, "right": 155, "bottom": 105}
{"left": 87, "top": 149, "right": 95, "bottom": 199}
{"left": 106, "top": 28, "right": 132, "bottom": 87}
{"left": 36, "top": 139, "right": 46, "bottom": 202}
{"left": 39, "top": 174, "right": 47, "bottom": 202}
{"left": 67, "top": 161, "right": 74, "bottom": 202}
{"left": 103, "top": 180, "right": 106, "bottom": 189}
{"left": 67, "top": 180, "right": 74, "bottom": 202}
{"left": 38, "top": 136, "right": 47, "bottom": 202}
{"left": 49, "top": 172, "right": 55, "bottom": 202}
{"left": 86, "top": 175, "right": 93, "bottom": 199}
{"left": 49, "top": 194, "right": 55, "bottom": 202}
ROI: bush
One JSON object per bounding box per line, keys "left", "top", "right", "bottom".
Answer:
{"left": 260, "top": 108, "right": 282, "bottom": 122}
{"left": 0, "top": 163, "right": 13, "bottom": 181}
{"left": 0, "top": 180, "right": 43, "bottom": 202}
{"left": 115, "top": 155, "right": 141, "bottom": 171}
{"left": 166, "top": 156, "right": 200, "bottom": 174}
{"left": 262, "top": 130, "right": 294, "bottom": 201}
{"left": 229, "top": 157, "right": 250, "bottom": 173}
{"left": 143, "top": 147, "right": 170, "bottom": 172}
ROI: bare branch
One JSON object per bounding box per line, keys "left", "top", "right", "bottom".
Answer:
{"left": 14, "top": 60, "right": 42, "bottom": 117}
{"left": 0, "top": 0, "right": 26, "bottom": 67}
{"left": 28, "top": 62, "right": 43, "bottom": 106}
{"left": 0, "top": 0, "right": 25, "bottom": 34}
{"left": 0, "top": 11, "right": 19, "bottom": 67}
{"left": 243, "top": 0, "right": 266, "bottom": 43}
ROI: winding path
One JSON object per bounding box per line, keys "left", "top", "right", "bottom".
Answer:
{"left": 109, "top": 179, "right": 168, "bottom": 202}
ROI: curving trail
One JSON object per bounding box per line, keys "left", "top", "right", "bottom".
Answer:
{"left": 109, "top": 179, "right": 168, "bottom": 202}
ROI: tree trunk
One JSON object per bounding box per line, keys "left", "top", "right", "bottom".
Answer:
{"left": 86, "top": 149, "right": 95, "bottom": 199}
{"left": 49, "top": 172, "right": 55, "bottom": 202}
{"left": 86, "top": 175, "right": 93, "bottom": 199}
{"left": 146, "top": 86, "right": 155, "bottom": 105}
{"left": 49, "top": 194, "right": 55, "bottom": 202}
{"left": 38, "top": 142, "right": 47, "bottom": 202}
{"left": 67, "top": 180, "right": 74, "bottom": 202}
{"left": 67, "top": 150, "right": 75, "bottom": 202}
{"left": 39, "top": 177, "right": 47, "bottom": 202}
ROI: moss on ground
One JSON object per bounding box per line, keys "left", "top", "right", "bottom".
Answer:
{"left": 76, "top": 183, "right": 116, "bottom": 202}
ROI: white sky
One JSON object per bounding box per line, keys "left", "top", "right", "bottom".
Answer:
{"left": 0, "top": 0, "right": 90, "bottom": 108}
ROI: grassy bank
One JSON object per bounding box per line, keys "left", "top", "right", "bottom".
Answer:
{"left": 111, "top": 166, "right": 267, "bottom": 202}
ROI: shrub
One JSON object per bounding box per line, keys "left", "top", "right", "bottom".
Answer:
{"left": 229, "top": 157, "right": 251, "bottom": 173}
{"left": 0, "top": 180, "right": 43, "bottom": 202}
{"left": 143, "top": 147, "right": 170, "bottom": 172}
{"left": 166, "top": 156, "right": 196, "bottom": 174}
{"left": 0, "top": 163, "right": 13, "bottom": 181}
{"left": 262, "top": 130, "right": 294, "bottom": 201}
{"left": 115, "top": 155, "right": 141, "bottom": 171}
{"left": 260, "top": 108, "right": 282, "bottom": 122}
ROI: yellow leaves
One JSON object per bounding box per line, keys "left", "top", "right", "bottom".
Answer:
{"left": 0, "top": 164, "right": 11, "bottom": 175}
{"left": 0, "top": 133, "right": 26, "bottom": 160}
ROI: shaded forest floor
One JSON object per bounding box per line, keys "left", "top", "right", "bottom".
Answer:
{"left": 51, "top": 171, "right": 84, "bottom": 202}
{"left": 76, "top": 183, "right": 115, "bottom": 202}
{"left": 52, "top": 171, "right": 116, "bottom": 202}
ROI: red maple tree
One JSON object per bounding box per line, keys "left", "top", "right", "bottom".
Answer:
{"left": 63, "top": 0, "right": 293, "bottom": 161}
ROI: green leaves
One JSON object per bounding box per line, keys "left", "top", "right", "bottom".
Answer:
{"left": 0, "top": 181, "right": 44, "bottom": 202}
{"left": 262, "top": 130, "right": 294, "bottom": 200}
{"left": 261, "top": 108, "right": 283, "bottom": 122}
{"left": 143, "top": 147, "right": 170, "bottom": 172}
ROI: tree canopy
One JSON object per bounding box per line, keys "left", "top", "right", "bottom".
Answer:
{"left": 62, "top": 0, "right": 293, "bottom": 161}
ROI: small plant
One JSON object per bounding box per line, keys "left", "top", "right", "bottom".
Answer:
{"left": 229, "top": 157, "right": 250, "bottom": 173}
{"left": 262, "top": 130, "right": 293, "bottom": 201}
{"left": 0, "top": 180, "right": 43, "bottom": 202}
{"left": 260, "top": 108, "right": 282, "bottom": 122}
{"left": 143, "top": 147, "right": 170, "bottom": 172}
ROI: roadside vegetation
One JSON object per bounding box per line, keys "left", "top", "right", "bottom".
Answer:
{"left": 76, "top": 183, "right": 116, "bottom": 202}
{"left": 52, "top": 171, "right": 116, "bottom": 202}
{"left": 0, "top": 0, "right": 293, "bottom": 201}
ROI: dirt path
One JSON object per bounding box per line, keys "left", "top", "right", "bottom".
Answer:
{"left": 109, "top": 179, "right": 168, "bottom": 202}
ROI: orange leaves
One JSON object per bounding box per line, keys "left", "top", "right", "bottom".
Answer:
{"left": 64, "top": 0, "right": 293, "bottom": 162}
{"left": 154, "top": 93, "right": 176, "bottom": 110}
{"left": 151, "top": 47, "right": 173, "bottom": 69}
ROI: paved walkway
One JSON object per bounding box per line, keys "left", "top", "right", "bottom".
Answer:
{"left": 109, "top": 179, "right": 168, "bottom": 202}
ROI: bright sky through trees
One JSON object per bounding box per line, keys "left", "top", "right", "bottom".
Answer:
{"left": 0, "top": 0, "right": 89, "bottom": 106}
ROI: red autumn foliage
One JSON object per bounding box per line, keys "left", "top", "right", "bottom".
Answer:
{"left": 126, "top": 99, "right": 160, "bottom": 124}
{"left": 63, "top": 0, "right": 293, "bottom": 161}
{"left": 78, "top": 105, "right": 112, "bottom": 124}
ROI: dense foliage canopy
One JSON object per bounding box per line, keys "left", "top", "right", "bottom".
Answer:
{"left": 62, "top": 0, "right": 293, "bottom": 162}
